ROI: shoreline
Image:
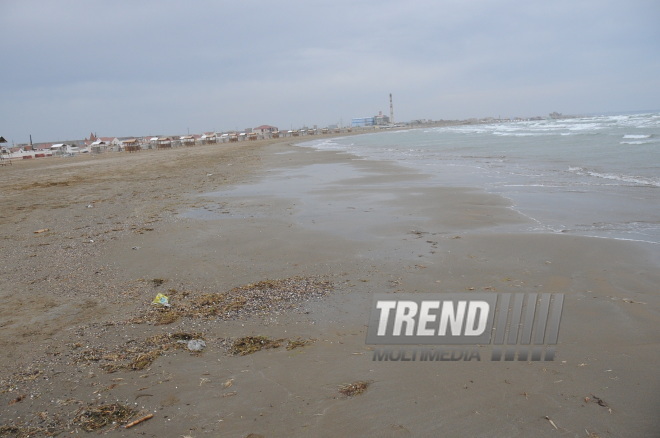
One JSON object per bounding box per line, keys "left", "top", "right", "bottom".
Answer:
{"left": 295, "top": 117, "right": 660, "bottom": 248}
{"left": 1, "top": 137, "right": 658, "bottom": 436}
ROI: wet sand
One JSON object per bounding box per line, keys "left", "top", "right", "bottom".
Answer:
{"left": 1, "top": 138, "right": 658, "bottom": 437}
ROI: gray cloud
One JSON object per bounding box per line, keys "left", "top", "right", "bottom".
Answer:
{"left": 1, "top": 0, "right": 658, "bottom": 143}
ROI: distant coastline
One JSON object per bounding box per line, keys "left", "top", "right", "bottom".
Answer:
{"left": 2, "top": 111, "right": 586, "bottom": 153}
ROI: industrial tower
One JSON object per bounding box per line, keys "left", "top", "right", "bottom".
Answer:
{"left": 389, "top": 93, "right": 394, "bottom": 125}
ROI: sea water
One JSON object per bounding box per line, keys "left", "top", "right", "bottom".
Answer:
{"left": 300, "top": 113, "right": 660, "bottom": 245}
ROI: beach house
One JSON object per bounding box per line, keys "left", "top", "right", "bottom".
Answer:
{"left": 253, "top": 125, "right": 278, "bottom": 138}
{"left": 156, "top": 137, "right": 173, "bottom": 149}
{"left": 180, "top": 135, "right": 196, "bottom": 147}
{"left": 121, "top": 139, "right": 141, "bottom": 152}
{"left": 201, "top": 132, "right": 217, "bottom": 144}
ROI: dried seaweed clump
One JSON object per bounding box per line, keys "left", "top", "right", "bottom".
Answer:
{"left": 229, "top": 336, "right": 284, "bottom": 356}
{"left": 339, "top": 381, "right": 371, "bottom": 397}
{"left": 126, "top": 350, "right": 161, "bottom": 371}
{"left": 152, "top": 309, "right": 180, "bottom": 325}
{"left": 134, "top": 276, "right": 333, "bottom": 325}
{"left": 73, "top": 403, "right": 137, "bottom": 431}
{"left": 286, "top": 337, "right": 315, "bottom": 350}
{"left": 75, "top": 332, "right": 204, "bottom": 373}
{"left": 0, "top": 425, "right": 44, "bottom": 438}
{"left": 226, "top": 336, "right": 316, "bottom": 356}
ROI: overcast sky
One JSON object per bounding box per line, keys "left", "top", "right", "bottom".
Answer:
{"left": 1, "top": 0, "right": 659, "bottom": 144}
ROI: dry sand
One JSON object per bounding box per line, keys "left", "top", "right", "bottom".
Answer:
{"left": 0, "top": 137, "right": 658, "bottom": 437}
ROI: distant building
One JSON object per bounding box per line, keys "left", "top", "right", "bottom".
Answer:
{"left": 33, "top": 143, "right": 53, "bottom": 151}
{"left": 352, "top": 111, "right": 390, "bottom": 127}
{"left": 51, "top": 144, "right": 80, "bottom": 154}
{"left": 253, "top": 125, "right": 278, "bottom": 136}
{"left": 201, "top": 132, "right": 217, "bottom": 144}
{"left": 351, "top": 117, "right": 375, "bottom": 127}
{"left": 374, "top": 111, "right": 390, "bottom": 125}
{"left": 156, "top": 137, "right": 173, "bottom": 148}
{"left": 96, "top": 137, "right": 120, "bottom": 146}
{"left": 121, "top": 139, "right": 140, "bottom": 152}
{"left": 180, "top": 135, "right": 196, "bottom": 146}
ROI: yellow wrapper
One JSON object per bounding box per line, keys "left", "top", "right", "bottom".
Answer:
{"left": 152, "top": 293, "right": 170, "bottom": 306}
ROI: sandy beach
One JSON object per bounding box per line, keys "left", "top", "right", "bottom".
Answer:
{"left": 1, "top": 137, "right": 658, "bottom": 437}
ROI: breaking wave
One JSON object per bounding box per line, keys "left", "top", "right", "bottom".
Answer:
{"left": 568, "top": 166, "right": 660, "bottom": 187}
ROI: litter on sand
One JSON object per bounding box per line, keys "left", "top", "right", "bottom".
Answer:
{"left": 338, "top": 381, "right": 371, "bottom": 397}
{"left": 73, "top": 403, "right": 137, "bottom": 431}
{"left": 124, "top": 413, "right": 154, "bottom": 429}
{"left": 152, "top": 293, "right": 170, "bottom": 307}
{"left": 186, "top": 339, "right": 206, "bottom": 352}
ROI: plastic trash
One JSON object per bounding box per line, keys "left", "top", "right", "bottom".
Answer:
{"left": 187, "top": 339, "right": 206, "bottom": 352}
{"left": 152, "top": 293, "right": 170, "bottom": 307}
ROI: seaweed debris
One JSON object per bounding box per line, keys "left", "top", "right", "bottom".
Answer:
{"left": 286, "top": 337, "right": 316, "bottom": 350}
{"left": 73, "top": 403, "right": 137, "bottom": 431}
{"left": 339, "top": 381, "right": 371, "bottom": 397}
{"left": 74, "top": 332, "right": 205, "bottom": 373}
{"left": 225, "top": 336, "right": 316, "bottom": 356}
{"left": 229, "top": 336, "right": 284, "bottom": 356}
{"left": 133, "top": 276, "right": 333, "bottom": 325}
{"left": 0, "top": 425, "right": 44, "bottom": 438}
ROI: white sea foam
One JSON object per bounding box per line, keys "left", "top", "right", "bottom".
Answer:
{"left": 568, "top": 166, "right": 659, "bottom": 187}
{"left": 623, "top": 134, "right": 652, "bottom": 139}
{"left": 567, "top": 123, "right": 603, "bottom": 131}
{"left": 620, "top": 140, "right": 654, "bottom": 145}
{"left": 493, "top": 132, "right": 542, "bottom": 137}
